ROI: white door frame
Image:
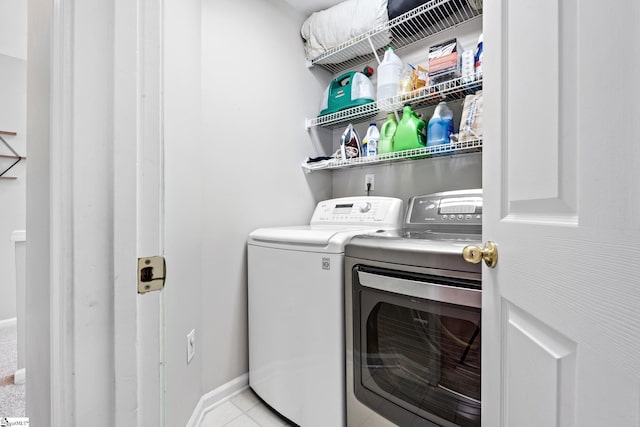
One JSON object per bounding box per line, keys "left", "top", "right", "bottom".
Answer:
{"left": 48, "top": 0, "right": 164, "bottom": 425}
{"left": 49, "top": 0, "right": 75, "bottom": 422}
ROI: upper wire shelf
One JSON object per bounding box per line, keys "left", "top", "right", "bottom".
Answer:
{"left": 310, "top": 0, "right": 483, "bottom": 74}
{"left": 306, "top": 73, "right": 482, "bottom": 129}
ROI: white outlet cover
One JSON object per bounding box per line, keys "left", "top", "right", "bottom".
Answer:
{"left": 187, "top": 329, "right": 195, "bottom": 364}
{"left": 365, "top": 174, "right": 375, "bottom": 191}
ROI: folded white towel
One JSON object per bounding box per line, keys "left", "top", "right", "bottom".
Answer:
{"left": 301, "top": 0, "right": 389, "bottom": 63}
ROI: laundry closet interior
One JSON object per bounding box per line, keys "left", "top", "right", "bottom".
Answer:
{"left": 246, "top": 0, "right": 484, "bottom": 426}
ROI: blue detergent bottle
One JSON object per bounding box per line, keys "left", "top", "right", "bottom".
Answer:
{"left": 427, "top": 101, "right": 454, "bottom": 147}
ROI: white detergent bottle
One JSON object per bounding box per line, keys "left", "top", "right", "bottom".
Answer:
{"left": 362, "top": 123, "right": 380, "bottom": 157}
{"left": 377, "top": 47, "right": 403, "bottom": 109}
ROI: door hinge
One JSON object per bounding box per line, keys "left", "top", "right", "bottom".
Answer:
{"left": 138, "top": 256, "right": 166, "bottom": 294}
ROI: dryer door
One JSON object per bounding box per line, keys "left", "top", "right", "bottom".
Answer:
{"left": 352, "top": 266, "right": 481, "bottom": 427}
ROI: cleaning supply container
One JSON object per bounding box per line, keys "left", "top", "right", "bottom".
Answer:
{"left": 339, "top": 123, "right": 361, "bottom": 160}
{"left": 427, "top": 101, "right": 454, "bottom": 147}
{"left": 393, "top": 105, "right": 426, "bottom": 152}
{"left": 376, "top": 47, "right": 403, "bottom": 110}
{"left": 377, "top": 113, "right": 397, "bottom": 154}
{"left": 319, "top": 68, "right": 375, "bottom": 116}
{"left": 474, "top": 33, "right": 483, "bottom": 78}
{"left": 362, "top": 123, "right": 380, "bottom": 157}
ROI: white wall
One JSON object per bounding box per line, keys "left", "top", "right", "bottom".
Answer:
{"left": 163, "top": 0, "right": 204, "bottom": 424}
{"left": 0, "top": 55, "right": 26, "bottom": 321}
{"left": 0, "top": 0, "right": 27, "bottom": 322}
{"left": 0, "top": 0, "right": 27, "bottom": 61}
{"left": 332, "top": 153, "right": 482, "bottom": 201}
{"left": 160, "top": 1, "right": 334, "bottom": 423}
{"left": 199, "top": 0, "right": 331, "bottom": 399}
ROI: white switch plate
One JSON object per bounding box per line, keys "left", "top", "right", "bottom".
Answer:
{"left": 187, "top": 329, "right": 195, "bottom": 364}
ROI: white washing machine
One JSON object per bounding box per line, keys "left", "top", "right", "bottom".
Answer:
{"left": 248, "top": 196, "right": 403, "bottom": 427}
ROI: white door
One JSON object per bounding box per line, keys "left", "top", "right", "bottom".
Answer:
{"left": 482, "top": 0, "right": 640, "bottom": 426}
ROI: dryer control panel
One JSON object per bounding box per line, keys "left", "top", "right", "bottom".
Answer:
{"left": 311, "top": 196, "right": 403, "bottom": 225}
{"left": 406, "top": 189, "right": 483, "bottom": 228}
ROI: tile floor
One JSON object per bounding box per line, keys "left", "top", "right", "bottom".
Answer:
{"left": 200, "top": 388, "right": 295, "bottom": 427}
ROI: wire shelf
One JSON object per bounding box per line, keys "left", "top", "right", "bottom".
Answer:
{"left": 302, "top": 138, "right": 482, "bottom": 172}
{"left": 306, "top": 73, "right": 482, "bottom": 129}
{"left": 310, "top": 0, "right": 483, "bottom": 74}
{"left": 307, "top": 102, "right": 379, "bottom": 129}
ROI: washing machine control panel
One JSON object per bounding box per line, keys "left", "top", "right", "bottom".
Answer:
{"left": 311, "top": 196, "right": 403, "bottom": 225}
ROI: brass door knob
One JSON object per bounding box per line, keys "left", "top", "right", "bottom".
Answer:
{"left": 463, "top": 241, "right": 498, "bottom": 268}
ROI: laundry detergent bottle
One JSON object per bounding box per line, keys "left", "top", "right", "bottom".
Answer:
{"left": 427, "top": 101, "right": 454, "bottom": 147}
{"left": 474, "top": 33, "right": 483, "bottom": 78}
{"left": 377, "top": 113, "right": 398, "bottom": 154}
{"left": 376, "top": 47, "right": 403, "bottom": 110}
{"left": 362, "top": 123, "right": 380, "bottom": 157}
{"left": 393, "top": 105, "right": 426, "bottom": 152}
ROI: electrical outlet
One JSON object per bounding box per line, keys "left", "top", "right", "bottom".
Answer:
{"left": 187, "top": 329, "right": 195, "bottom": 364}
{"left": 365, "top": 174, "right": 375, "bottom": 191}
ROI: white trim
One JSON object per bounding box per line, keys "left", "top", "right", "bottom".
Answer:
{"left": 10, "top": 230, "right": 26, "bottom": 242}
{"left": 50, "top": 0, "right": 75, "bottom": 424}
{"left": 113, "top": 0, "right": 144, "bottom": 425}
{"left": 0, "top": 317, "right": 17, "bottom": 329}
{"left": 135, "top": 0, "right": 165, "bottom": 424}
{"left": 185, "top": 373, "right": 250, "bottom": 427}
{"left": 13, "top": 368, "right": 26, "bottom": 385}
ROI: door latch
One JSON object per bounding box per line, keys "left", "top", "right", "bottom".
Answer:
{"left": 138, "top": 256, "right": 166, "bottom": 294}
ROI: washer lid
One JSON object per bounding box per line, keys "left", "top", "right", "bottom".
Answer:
{"left": 249, "top": 226, "right": 344, "bottom": 246}
{"left": 248, "top": 225, "right": 383, "bottom": 253}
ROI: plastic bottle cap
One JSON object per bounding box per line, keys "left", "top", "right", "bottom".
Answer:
{"left": 362, "top": 66, "right": 374, "bottom": 77}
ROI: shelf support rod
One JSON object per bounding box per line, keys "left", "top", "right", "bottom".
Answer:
{"left": 0, "top": 134, "right": 23, "bottom": 178}
{"left": 0, "top": 158, "right": 21, "bottom": 178}
{"left": 367, "top": 36, "right": 382, "bottom": 65}
{"left": 1, "top": 134, "right": 20, "bottom": 157}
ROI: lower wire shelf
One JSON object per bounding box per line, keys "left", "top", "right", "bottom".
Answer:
{"left": 302, "top": 138, "right": 482, "bottom": 172}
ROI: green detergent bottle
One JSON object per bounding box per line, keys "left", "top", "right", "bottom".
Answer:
{"left": 393, "top": 104, "right": 426, "bottom": 152}
{"left": 377, "top": 113, "right": 397, "bottom": 154}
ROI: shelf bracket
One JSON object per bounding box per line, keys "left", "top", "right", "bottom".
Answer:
{"left": 367, "top": 36, "right": 382, "bottom": 65}
{"left": 0, "top": 133, "right": 25, "bottom": 179}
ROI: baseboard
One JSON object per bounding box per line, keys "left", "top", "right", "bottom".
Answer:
{"left": 185, "top": 373, "right": 249, "bottom": 427}
{"left": 0, "top": 317, "right": 17, "bottom": 329}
